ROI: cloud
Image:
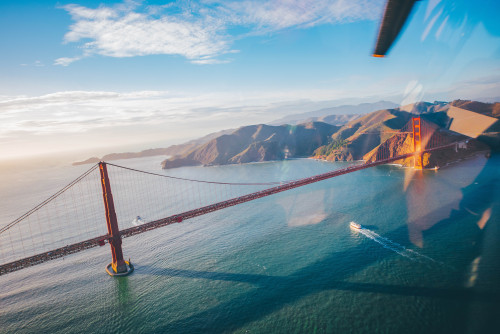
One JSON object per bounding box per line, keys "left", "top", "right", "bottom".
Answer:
{"left": 0, "top": 91, "right": 120, "bottom": 112}
{"left": 58, "top": 3, "right": 231, "bottom": 65}
{"left": 56, "top": 0, "right": 383, "bottom": 65}
{"left": 446, "top": 73, "right": 500, "bottom": 100}
{"left": 19, "top": 61, "right": 46, "bottom": 67}
{"left": 190, "top": 58, "right": 230, "bottom": 65}
{"left": 54, "top": 57, "right": 81, "bottom": 66}
{"left": 0, "top": 91, "right": 173, "bottom": 138}
{"left": 0, "top": 88, "right": 360, "bottom": 141}
{"left": 227, "top": 0, "right": 383, "bottom": 31}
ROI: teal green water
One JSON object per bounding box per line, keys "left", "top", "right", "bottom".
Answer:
{"left": 1, "top": 155, "right": 499, "bottom": 333}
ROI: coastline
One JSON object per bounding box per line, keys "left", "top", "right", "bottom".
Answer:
{"left": 429, "top": 150, "right": 491, "bottom": 170}
{"left": 309, "top": 150, "right": 492, "bottom": 171}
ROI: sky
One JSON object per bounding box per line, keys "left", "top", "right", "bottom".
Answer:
{"left": 0, "top": 0, "right": 499, "bottom": 161}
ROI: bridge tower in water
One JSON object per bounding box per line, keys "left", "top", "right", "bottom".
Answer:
{"left": 99, "top": 162, "right": 132, "bottom": 275}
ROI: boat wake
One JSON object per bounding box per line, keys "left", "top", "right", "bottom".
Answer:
{"left": 357, "top": 227, "right": 442, "bottom": 265}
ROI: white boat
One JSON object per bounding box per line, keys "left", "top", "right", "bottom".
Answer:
{"left": 350, "top": 222, "right": 362, "bottom": 229}
{"left": 132, "top": 215, "right": 145, "bottom": 226}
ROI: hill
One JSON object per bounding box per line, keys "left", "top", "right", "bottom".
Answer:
{"left": 72, "top": 128, "right": 234, "bottom": 165}
{"left": 450, "top": 100, "right": 500, "bottom": 118}
{"left": 161, "top": 122, "right": 340, "bottom": 169}
{"left": 74, "top": 100, "right": 499, "bottom": 169}
{"left": 289, "top": 113, "right": 363, "bottom": 126}
{"left": 362, "top": 123, "right": 489, "bottom": 169}
{"left": 269, "top": 101, "right": 398, "bottom": 125}
{"left": 312, "top": 100, "right": 499, "bottom": 163}
{"left": 74, "top": 101, "right": 399, "bottom": 166}
{"left": 312, "top": 108, "right": 413, "bottom": 161}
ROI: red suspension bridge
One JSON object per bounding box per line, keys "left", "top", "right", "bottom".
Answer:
{"left": 0, "top": 118, "right": 467, "bottom": 276}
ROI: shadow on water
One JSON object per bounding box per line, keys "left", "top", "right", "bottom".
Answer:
{"left": 133, "top": 155, "right": 500, "bottom": 333}
{"left": 137, "top": 265, "right": 499, "bottom": 302}
{"left": 134, "top": 239, "right": 393, "bottom": 332}
{"left": 115, "top": 276, "right": 132, "bottom": 306}
{"left": 423, "top": 154, "right": 500, "bottom": 333}
{"left": 135, "top": 219, "right": 497, "bottom": 333}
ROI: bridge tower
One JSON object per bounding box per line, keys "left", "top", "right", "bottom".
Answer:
{"left": 412, "top": 117, "right": 423, "bottom": 169}
{"left": 99, "top": 162, "right": 130, "bottom": 275}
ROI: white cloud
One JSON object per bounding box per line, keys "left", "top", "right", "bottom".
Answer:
{"left": 19, "top": 61, "right": 46, "bottom": 67}
{"left": 228, "top": 0, "right": 383, "bottom": 31}
{"left": 56, "top": 0, "right": 383, "bottom": 65}
{"left": 58, "top": 3, "right": 230, "bottom": 64}
{"left": 0, "top": 88, "right": 360, "bottom": 141}
{"left": 54, "top": 56, "right": 81, "bottom": 66}
{"left": 190, "top": 58, "right": 230, "bottom": 65}
{"left": 0, "top": 91, "right": 120, "bottom": 112}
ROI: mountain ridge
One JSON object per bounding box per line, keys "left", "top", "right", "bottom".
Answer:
{"left": 73, "top": 101, "right": 381, "bottom": 166}
{"left": 161, "top": 122, "right": 340, "bottom": 169}
{"left": 73, "top": 100, "right": 499, "bottom": 169}
{"left": 313, "top": 100, "right": 499, "bottom": 167}
{"left": 269, "top": 100, "right": 398, "bottom": 125}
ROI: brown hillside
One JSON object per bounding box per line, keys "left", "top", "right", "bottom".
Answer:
{"left": 162, "top": 122, "right": 340, "bottom": 169}
{"left": 450, "top": 100, "right": 500, "bottom": 118}
{"left": 314, "top": 109, "right": 413, "bottom": 161}
{"left": 364, "top": 123, "right": 490, "bottom": 168}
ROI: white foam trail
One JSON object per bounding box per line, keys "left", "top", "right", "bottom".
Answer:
{"left": 358, "top": 229, "right": 416, "bottom": 261}
{"left": 406, "top": 248, "right": 442, "bottom": 264}
{"left": 357, "top": 227, "right": 441, "bottom": 265}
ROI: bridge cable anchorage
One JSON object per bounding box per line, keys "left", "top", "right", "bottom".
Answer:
{"left": 1, "top": 118, "right": 464, "bottom": 275}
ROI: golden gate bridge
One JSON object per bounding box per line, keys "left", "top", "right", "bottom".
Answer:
{"left": 0, "top": 118, "right": 464, "bottom": 276}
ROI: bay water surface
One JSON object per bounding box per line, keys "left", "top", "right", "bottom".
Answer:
{"left": 1, "top": 155, "right": 499, "bottom": 333}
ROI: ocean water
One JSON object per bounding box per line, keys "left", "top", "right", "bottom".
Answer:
{"left": 1, "top": 155, "right": 499, "bottom": 333}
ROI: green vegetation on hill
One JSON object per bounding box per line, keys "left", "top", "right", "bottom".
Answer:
{"left": 314, "top": 139, "right": 349, "bottom": 156}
